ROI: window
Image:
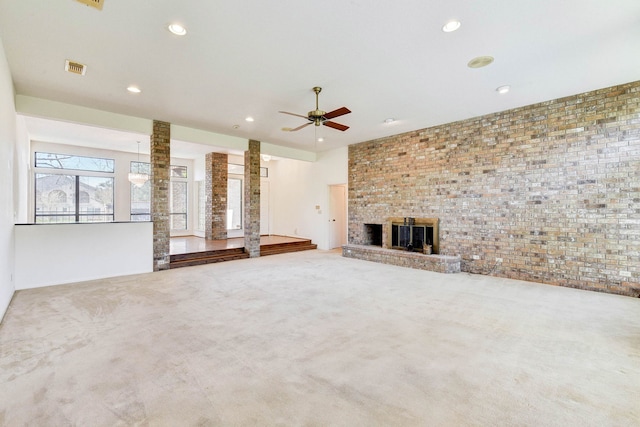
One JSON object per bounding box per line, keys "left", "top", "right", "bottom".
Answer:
{"left": 35, "top": 152, "right": 114, "bottom": 173}
{"left": 34, "top": 152, "right": 115, "bottom": 223}
{"left": 197, "top": 181, "right": 205, "bottom": 231}
{"left": 170, "top": 165, "right": 188, "bottom": 178}
{"left": 130, "top": 161, "right": 151, "bottom": 221}
{"left": 227, "top": 178, "right": 242, "bottom": 230}
{"left": 170, "top": 181, "right": 188, "bottom": 230}
{"left": 129, "top": 162, "right": 188, "bottom": 228}
{"left": 35, "top": 174, "right": 114, "bottom": 223}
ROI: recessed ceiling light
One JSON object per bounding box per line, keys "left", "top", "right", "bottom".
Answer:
{"left": 317, "top": 137, "right": 324, "bottom": 142}
{"left": 467, "top": 56, "right": 494, "bottom": 68}
{"left": 442, "top": 20, "right": 461, "bottom": 32}
{"left": 384, "top": 118, "right": 395, "bottom": 124}
{"left": 168, "top": 24, "right": 187, "bottom": 36}
{"left": 496, "top": 85, "right": 511, "bottom": 94}
{"left": 245, "top": 116, "right": 254, "bottom": 122}
{"left": 127, "top": 86, "right": 141, "bottom": 93}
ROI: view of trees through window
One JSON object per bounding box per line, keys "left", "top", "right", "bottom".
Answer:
{"left": 130, "top": 161, "right": 151, "bottom": 221}
{"left": 35, "top": 152, "right": 115, "bottom": 172}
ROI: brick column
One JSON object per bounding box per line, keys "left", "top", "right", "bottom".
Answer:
{"left": 151, "top": 120, "right": 171, "bottom": 271}
{"left": 205, "top": 152, "right": 228, "bottom": 240}
{"left": 244, "top": 140, "right": 261, "bottom": 257}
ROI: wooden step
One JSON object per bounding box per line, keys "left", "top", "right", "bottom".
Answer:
{"left": 260, "top": 240, "right": 317, "bottom": 257}
{"left": 170, "top": 247, "right": 249, "bottom": 268}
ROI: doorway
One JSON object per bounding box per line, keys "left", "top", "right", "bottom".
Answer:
{"left": 328, "top": 184, "right": 347, "bottom": 249}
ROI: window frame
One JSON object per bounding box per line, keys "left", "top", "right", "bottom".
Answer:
{"left": 34, "top": 173, "right": 115, "bottom": 224}
{"left": 35, "top": 151, "right": 115, "bottom": 173}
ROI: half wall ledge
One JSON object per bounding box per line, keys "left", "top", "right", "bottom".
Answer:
{"left": 342, "top": 244, "right": 461, "bottom": 274}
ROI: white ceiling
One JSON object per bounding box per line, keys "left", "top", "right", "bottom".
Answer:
{"left": 1, "top": 0, "right": 639, "bottom": 155}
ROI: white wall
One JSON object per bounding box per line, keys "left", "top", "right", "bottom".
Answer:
{"left": 15, "top": 222, "right": 153, "bottom": 290}
{"left": 270, "top": 147, "right": 348, "bottom": 250}
{"left": 0, "top": 38, "right": 16, "bottom": 322}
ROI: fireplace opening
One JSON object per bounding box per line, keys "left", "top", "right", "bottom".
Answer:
{"left": 389, "top": 217, "right": 439, "bottom": 254}
{"left": 392, "top": 224, "right": 433, "bottom": 250}
{"left": 364, "top": 223, "right": 383, "bottom": 246}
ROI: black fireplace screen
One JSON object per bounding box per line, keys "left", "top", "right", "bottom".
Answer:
{"left": 391, "top": 224, "right": 433, "bottom": 250}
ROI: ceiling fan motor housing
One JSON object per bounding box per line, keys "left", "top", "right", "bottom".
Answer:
{"left": 308, "top": 109, "right": 326, "bottom": 125}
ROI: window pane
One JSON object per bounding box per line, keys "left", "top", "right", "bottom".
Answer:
{"left": 228, "top": 163, "right": 244, "bottom": 175}
{"left": 170, "top": 213, "right": 187, "bottom": 230}
{"left": 79, "top": 176, "right": 114, "bottom": 222}
{"left": 170, "top": 165, "right": 187, "bottom": 178}
{"left": 131, "top": 161, "right": 151, "bottom": 175}
{"left": 35, "top": 152, "right": 114, "bottom": 173}
{"left": 130, "top": 163, "right": 151, "bottom": 221}
{"left": 35, "top": 174, "right": 76, "bottom": 223}
{"left": 197, "top": 181, "right": 205, "bottom": 231}
{"left": 130, "top": 162, "right": 150, "bottom": 221}
{"left": 227, "top": 178, "right": 242, "bottom": 230}
{"left": 170, "top": 181, "right": 187, "bottom": 230}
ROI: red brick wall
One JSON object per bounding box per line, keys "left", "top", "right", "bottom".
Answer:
{"left": 348, "top": 81, "right": 640, "bottom": 297}
{"left": 205, "top": 152, "right": 228, "bottom": 240}
{"left": 244, "top": 140, "right": 261, "bottom": 257}
{"left": 151, "top": 120, "right": 170, "bottom": 271}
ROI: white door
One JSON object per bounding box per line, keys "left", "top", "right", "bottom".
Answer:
{"left": 260, "top": 180, "right": 269, "bottom": 235}
{"left": 329, "top": 184, "right": 347, "bottom": 249}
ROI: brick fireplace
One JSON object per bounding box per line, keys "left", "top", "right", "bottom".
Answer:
{"left": 346, "top": 217, "right": 458, "bottom": 273}
{"left": 345, "top": 80, "right": 640, "bottom": 297}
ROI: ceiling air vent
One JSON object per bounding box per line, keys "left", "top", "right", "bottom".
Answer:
{"left": 65, "top": 60, "right": 87, "bottom": 76}
{"left": 75, "top": 0, "right": 104, "bottom": 10}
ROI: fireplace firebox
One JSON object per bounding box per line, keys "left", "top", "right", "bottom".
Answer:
{"left": 388, "top": 217, "right": 439, "bottom": 254}
{"left": 363, "top": 223, "right": 383, "bottom": 246}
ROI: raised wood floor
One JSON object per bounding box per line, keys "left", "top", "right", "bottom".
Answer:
{"left": 169, "top": 235, "right": 317, "bottom": 268}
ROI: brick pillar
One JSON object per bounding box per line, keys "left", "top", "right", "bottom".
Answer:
{"left": 151, "top": 120, "right": 171, "bottom": 271}
{"left": 244, "top": 140, "right": 261, "bottom": 257}
{"left": 205, "top": 152, "right": 228, "bottom": 240}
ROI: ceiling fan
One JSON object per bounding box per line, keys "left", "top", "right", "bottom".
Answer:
{"left": 279, "top": 87, "right": 351, "bottom": 132}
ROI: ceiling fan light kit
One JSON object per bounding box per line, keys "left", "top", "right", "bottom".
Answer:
{"left": 279, "top": 86, "right": 351, "bottom": 132}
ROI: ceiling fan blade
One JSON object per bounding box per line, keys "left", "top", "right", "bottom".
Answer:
{"left": 279, "top": 111, "right": 309, "bottom": 119}
{"left": 289, "top": 122, "right": 313, "bottom": 132}
{"left": 323, "top": 107, "right": 351, "bottom": 120}
{"left": 324, "top": 121, "right": 349, "bottom": 131}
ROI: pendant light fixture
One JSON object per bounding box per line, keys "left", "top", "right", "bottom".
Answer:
{"left": 128, "top": 141, "right": 149, "bottom": 187}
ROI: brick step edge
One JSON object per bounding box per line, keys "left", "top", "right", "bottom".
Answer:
{"left": 170, "top": 248, "right": 245, "bottom": 263}
{"left": 260, "top": 244, "right": 317, "bottom": 256}
{"left": 169, "top": 253, "right": 250, "bottom": 268}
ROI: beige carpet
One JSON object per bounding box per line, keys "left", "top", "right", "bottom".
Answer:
{"left": 1, "top": 249, "right": 639, "bottom": 426}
